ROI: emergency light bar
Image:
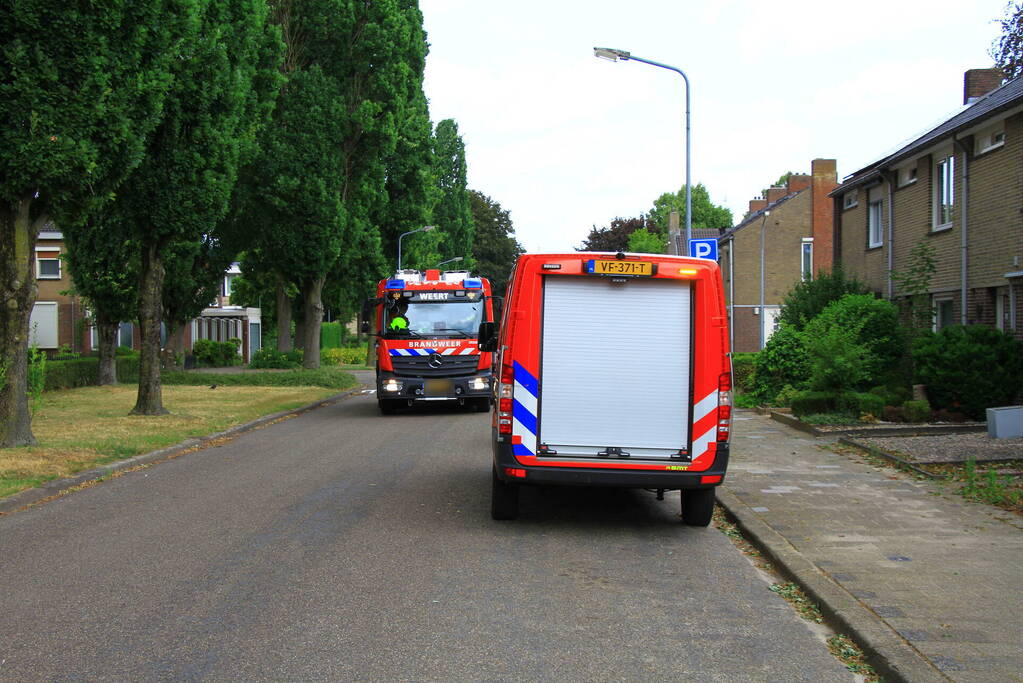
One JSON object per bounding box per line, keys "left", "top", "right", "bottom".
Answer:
{"left": 386, "top": 279, "right": 405, "bottom": 289}
{"left": 462, "top": 279, "right": 483, "bottom": 289}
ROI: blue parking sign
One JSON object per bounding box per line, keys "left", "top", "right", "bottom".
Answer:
{"left": 689, "top": 238, "right": 718, "bottom": 260}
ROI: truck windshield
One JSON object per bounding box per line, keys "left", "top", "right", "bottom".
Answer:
{"left": 384, "top": 299, "right": 484, "bottom": 338}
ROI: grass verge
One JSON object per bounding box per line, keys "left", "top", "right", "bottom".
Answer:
{"left": 0, "top": 371, "right": 357, "bottom": 500}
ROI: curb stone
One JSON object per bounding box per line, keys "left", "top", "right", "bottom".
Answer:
{"left": 0, "top": 387, "right": 363, "bottom": 516}
{"left": 716, "top": 486, "right": 950, "bottom": 683}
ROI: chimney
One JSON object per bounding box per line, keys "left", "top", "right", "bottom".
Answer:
{"left": 765, "top": 187, "right": 787, "bottom": 204}
{"left": 964, "top": 68, "right": 1003, "bottom": 104}
{"left": 787, "top": 174, "right": 812, "bottom": 193}
{"left": 810, "top": 159, "right": 838, "bottom": 274}
{"left": 748, "top": 198, "right": 767, "bottom": 215}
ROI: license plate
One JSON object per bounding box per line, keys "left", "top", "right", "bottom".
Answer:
{"left": 585, "top": 259, "right": 655, "bottom": 276}
{"left": 425, "top": 379, "right": 453, "bottom": 396}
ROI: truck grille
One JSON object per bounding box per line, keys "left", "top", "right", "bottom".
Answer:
{"left": 390, "top": 354, "right": 480, "bottom": 377}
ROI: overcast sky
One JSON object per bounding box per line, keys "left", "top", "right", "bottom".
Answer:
{"left": 421, "top": 0, "right": 1009, "bottom": 253}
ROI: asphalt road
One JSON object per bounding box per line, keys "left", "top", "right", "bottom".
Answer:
{"left": 0, "top": 390, "right": 853, "bottom": 681}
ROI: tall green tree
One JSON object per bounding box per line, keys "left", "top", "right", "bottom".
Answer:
{"left": 236, "top": 0, "right": 428, "bottom": 368}
{"left": 432, "top": 119, "right": 474, "bottom": 268}
{"left": 0, "top": 1, "right": 191, "bottom": 446}
{"left": 647, "top": 183, "right": 733, "bottom": 236}
{"left": 62, "top": 214, "right": 138, "bottom": 385}
{"left": 469, "top": 190, "right": 523, "bottom": 295}
{"left": 993, "top": 2, "right": 1023, "bottom": 80}
{"left": 112, "top": 0, "right": 281, "bottom": 414}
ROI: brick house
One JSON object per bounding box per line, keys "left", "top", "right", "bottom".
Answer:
{"left": 832, "top": 69, "right": 1022, "bottom": 339}
{"left": 29, "top": 231, "right": 262, "bottom": 363}
{"left": 719, "top": 159, "right": 838, "bottom": 352}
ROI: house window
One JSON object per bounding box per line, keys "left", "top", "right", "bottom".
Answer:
{"left": 975, "top": 121, "right": 1005, "bottom": 155}
{"left": 800, "top": 239, "right": 813, "bottom": 281}
{"left": 933, "top": 154, "right": 955, "bottom": 228}
{"left": 843, "top": 191, "right": 858, "bottom": 209}
{"left": 868, "top": 186, "right": 883, "bottom": 248}
{"left": 898, "top": 165, "right": 917, "bottom": 187}
{"left": 934, "top": 298, "right": 955, "bottom": 331}
{"left": 36, "top": 257, "right": 61, "bottom": 279}
{"left": 118, "top": 322, "right": 134, "bottom": 349}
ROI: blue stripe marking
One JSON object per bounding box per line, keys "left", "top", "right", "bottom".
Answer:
{"left": 513, "top": 444, "right": 534, "bottom": 457}
{"left": 513, "top": 398, "right": 537, "bottom": 436}
{"left": 512, "top": 361, "right": 538, "bottom": 398}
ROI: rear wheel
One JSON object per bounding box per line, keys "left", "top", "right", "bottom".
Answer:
{"left": 681, "top": 488, "right": 715, "bottom": 527}
{"left": 378, "top": 399, "right": 400, "bottom": 415}
{"left": 491, "top": 467, "right": 519, "bottom": 520}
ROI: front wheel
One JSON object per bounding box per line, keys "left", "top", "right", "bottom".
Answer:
{"left": 491, "top": 467, "right": 519, "bottom": 520}
{"left": 681, "top": 488, "right": 715, "bottom": 527}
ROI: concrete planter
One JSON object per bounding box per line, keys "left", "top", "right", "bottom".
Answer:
{"left": 987, "top": 406, "right": 1023, "bottom": 438}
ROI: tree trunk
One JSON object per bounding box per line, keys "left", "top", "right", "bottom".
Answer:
{"left": 132, "top": 239, "right": 168, "bottom": 415}
{"left": 275, "top": 273, "right": 292, "bottom": 352}
{"left": 0, "top": 197, "right": 43, "bottom": 446}
{"left": 302, "top": 276, "right": 325, "bottom": 369}
{"left": 294, "top": 317, "right": 306, "bottom": 356}
{"left": 96, "top": 314, "right": 119, "bottom": 385}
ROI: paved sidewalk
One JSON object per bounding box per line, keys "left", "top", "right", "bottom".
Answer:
{"left": 718, "top": 410, "right": 1023, "bottom": 683}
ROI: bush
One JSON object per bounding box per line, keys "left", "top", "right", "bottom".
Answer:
{"left": 777, "top": 265, "right": 869, "bottom": 331}
{"left": 731, "top": 353, "right": 757, "bottom": 394}
{"left": 790, "top": 390, "right": 838, "bottom": 417}
{"left": 162, "top": 367, "right": 357, "bottom": 390}
{"left": 751, "top": 325, "right": 809, "bottom": 401}
{"left": 321, "top": 346, "right": 367, "bottom": 366}
{"left": 837, "top": 391, "right": 885, "bottom": 418}
{"left": 773, "top": 384, "right": 802, "bottom": 407}
{"left": 192, "top": 338, "right": 242, "bottom": 367}
{"left": 913, "top": 325, "right": 1023, "bottom": 419}
{"left": 869, "top": 385, "right": 909, "bottom": 408}
{"left": 41, "top": 355, "right": 140, "bottom": 391}
{"left": 903, "top": 399, "right": 930, "bottom": 423}
{"left": 803, "top": 294, "right": 906, "bottom": 392}
{"left": 249, "top": 347, "right": 303, "bottom": 369}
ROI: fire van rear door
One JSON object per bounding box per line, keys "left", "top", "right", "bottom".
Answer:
{"left": 538, "top": 275, "right": 692, "bottom": 459}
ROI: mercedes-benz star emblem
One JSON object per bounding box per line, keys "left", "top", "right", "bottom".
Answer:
{"left": 428, "top": 353, "right": 444, "bottom": 369}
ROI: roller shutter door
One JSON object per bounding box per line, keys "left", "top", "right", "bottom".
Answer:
{"left": 539, "top": 276, "right": 691, "bottom": 459}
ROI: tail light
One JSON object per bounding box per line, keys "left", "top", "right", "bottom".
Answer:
{"left": 498, "top": 361, "right": 514, "bottom": 434}
{"left": 717, "top": 371, "right": 732, "bottom": 442}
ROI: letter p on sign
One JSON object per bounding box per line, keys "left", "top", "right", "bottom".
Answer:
{"left": 689, "top": 238, "right": 718, "bottom": 261}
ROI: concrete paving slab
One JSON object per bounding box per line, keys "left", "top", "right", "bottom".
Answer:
{"left": 718, "top": 410, "right": 1023, "bottom": 683}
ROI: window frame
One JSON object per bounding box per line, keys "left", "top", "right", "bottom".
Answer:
{"left": 867, "top": 199, "right": 884, "bottom": 248}
{"left": 800, "top": 238, "right": 814, "bottom": 281}
{"left": 933, "top": 297, "right": 955, "bottom": 331}
{"left": 36, "top": 256, "right": 61, "bottom": 279}
{"left": 932, "top": 153, "right": 955, "bottom": 230}
{"left": 974, "top": 121, "right": 1006, "bottom": 156}
{"left": 842, "top": 190, "right": 858, "bottom": 210}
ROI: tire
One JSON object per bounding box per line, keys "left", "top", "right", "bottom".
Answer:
{"left": 378, "top": 399, "right": 400, "bottom": 415}
{"left": 491, "top": 467, "right": 519, "bottom": 520}
{"left": 681, "top": 487, "right": 715, "bottom": 527}
{"left": 472, "top": 397, "right": 490, "bottom": 413}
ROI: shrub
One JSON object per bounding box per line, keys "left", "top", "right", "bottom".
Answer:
{"left": 913, "top": 325, "right": 1023, "bottom": 419}
{"left": 790, "top": 391, "right": 838, "bottom": 417}
{"left": 40, "top": 355, "right": 140, "bottom": 391}
{"left": 777, "top": 265, "right": 869, "bottom": 331}
{"left": 773, "top": 384, "right": 802, "bottom": 407}
{"left": 837, "top": 391, "right": 885, "bottom": 418}
{"left": 249, "top": 347, "right": 303, "bottom": 369}
{"left": 192, "top": 338, "right": 241, "bottom": 367}
{"left": 803, "top": 294, "right": 906, "bottom": 392}
{"left": 730, "top": 353, "right": 757, "bottom": 394}
{"left": 903, "top": 400, "right": 930, "bottom": 423}
{"left": 115, "top": 346, "right": 137, "bottom": 356}
{"left": 321, "top": 346, "right": 367, "bottom": 366}
{"left": 751, "top": 325, "right": 809, "bottom": 401}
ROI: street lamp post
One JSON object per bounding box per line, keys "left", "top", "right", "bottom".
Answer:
{"left": 594, "top": 47, "right": 691, "bottom": 255}
{"left": 397, "top": 225, "right": 435, "bottom": 271}
{"left": 436, "top": 256, "right": 464, "bottom": 268}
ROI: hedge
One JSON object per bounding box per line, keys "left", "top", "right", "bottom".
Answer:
{"left": 43, "top": 356, "right": 140, "bottom": 391}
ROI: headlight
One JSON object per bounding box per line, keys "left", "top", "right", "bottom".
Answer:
{"left": 383, "top": 379, "right": 403, "bottom": 392}
{"left": 469, "top": 376, "right": 490, "bottom": 391}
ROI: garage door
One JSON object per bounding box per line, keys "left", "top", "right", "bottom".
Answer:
{"left": 29, "top": 302, "right": 58, "bottom": 349}
{"left": 538, "top": 276, "right": 691, "bottom": 459}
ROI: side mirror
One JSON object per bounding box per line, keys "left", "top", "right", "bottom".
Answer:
{"left": 477, "top": 321, "right": 499, "bottom": 352}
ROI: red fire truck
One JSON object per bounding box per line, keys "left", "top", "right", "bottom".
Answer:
{"left": 478, "top": 252, "right": 733, "bottom": 526}
{"left": 362, "top": 269, "right": 496, "bottom": 415}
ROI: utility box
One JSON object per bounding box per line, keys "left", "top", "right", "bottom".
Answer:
{"left": 987, "top": 406, "right": 1023, "bottom": 438}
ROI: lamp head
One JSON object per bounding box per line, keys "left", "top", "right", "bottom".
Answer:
{"left": 422, "top": 225, "right": 436, "bottom": 232}
{"left": 594, "top": 47, "right": 630, "bottom": 62}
